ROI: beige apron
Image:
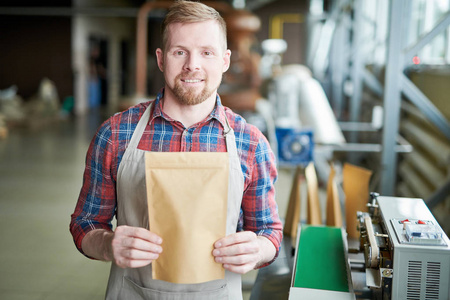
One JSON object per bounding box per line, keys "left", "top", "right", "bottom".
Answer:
{"left": 105, "top": 102, "right": 245, "bottom": 300}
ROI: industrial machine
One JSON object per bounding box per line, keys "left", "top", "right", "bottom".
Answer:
{"left": 357, "top": 194, "right": 450, "bottom": 299}
{"left": 276, "top": 127, "right": 314, "bottom": 166}
{"left": 252, "top": 193, "right": 449, "bottom": 300}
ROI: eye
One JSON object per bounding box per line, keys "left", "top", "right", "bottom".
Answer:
{"left": 204, "top": 51, "right": 213, "bottom": 56}
{"left": 175, "top": 50, "right": 185, "bottom": 56}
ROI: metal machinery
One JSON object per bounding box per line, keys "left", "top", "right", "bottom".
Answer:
{"left": 357, "top": 194, "right": 450, "bottom": 300}
{"left": 251, "top": 194, "right": 450, "bottom": 300}
{"left": 275, "top": 127, "right": 314, "bottom": 166}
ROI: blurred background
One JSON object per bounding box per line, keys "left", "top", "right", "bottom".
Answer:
{"left": 0, "top": 0, "right": 449, "bottom": 299}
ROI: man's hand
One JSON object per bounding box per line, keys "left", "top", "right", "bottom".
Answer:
{"left": 111, "top": 225, "right": 163, "bottom": 268}
{"left": 212, "top": 231, "right": 276, "bottom": 274}
{"left": 82, "top": 226, "right": 163, "bottom": 269}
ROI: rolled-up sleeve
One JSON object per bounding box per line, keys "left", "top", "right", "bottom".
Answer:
{"left": 70, "top": 119, "right": 117, "bottom": 256}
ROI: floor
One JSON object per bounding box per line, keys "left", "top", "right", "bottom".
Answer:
{"left": 0, "top": 113, "right": 291, "bottom": 300}
{"left": 0, "top": 115, "right": 111, "bottom": 299}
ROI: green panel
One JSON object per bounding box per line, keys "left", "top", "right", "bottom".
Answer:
{"left": 293, "top": 226, "right": 349, "bottom": 292}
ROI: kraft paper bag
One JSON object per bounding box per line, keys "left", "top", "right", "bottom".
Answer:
{"left": 343, "top": 163, "right": 372, "bottom": 239}
{"left": 326, "top": 163, "right": 343, "bottom": 227}
{"left": 305, "top": 162, "right": 322, "bottom": 225}
{"left": 145, "top": 152, "right": 229, "bottom": 284}
{"left": 284, "top": 167, "right": 303, "bottom": 248}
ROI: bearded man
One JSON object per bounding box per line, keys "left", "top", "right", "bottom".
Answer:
{"left": 70, "top": 1, "right": 282, "bottom": 299}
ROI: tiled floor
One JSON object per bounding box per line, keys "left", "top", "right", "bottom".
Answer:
{"left": 0, "top": 113, "right": 290, "bottom": 300}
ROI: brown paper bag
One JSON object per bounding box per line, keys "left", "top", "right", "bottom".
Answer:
{"left": 326, "top": 163, "right": 343, "bottom": 227}
{"left": 343, "top": 163, "right": 372, "bottom": 238}
{"left": 145, "top": 152, "right": 229, "bottom": 284}
{"left": 283, "top": 167, "right": 302, "bottom": 244}
{"left": 305, "top": 162, "right": 322, "bottom": 225}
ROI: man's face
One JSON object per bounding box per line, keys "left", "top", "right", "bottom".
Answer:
{"left": 156, "top": 20, "right": 231, "bottom": 106}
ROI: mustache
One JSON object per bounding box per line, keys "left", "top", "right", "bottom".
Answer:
{"left": 176, "top": 72, "right": 206, "bottom": 81}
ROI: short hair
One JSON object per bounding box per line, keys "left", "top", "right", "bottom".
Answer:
{"left": 161, "top": 0, "right": 227, "bottom": 51}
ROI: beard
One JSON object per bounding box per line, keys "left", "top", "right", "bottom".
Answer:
{"left": 171, "top": 72, "right": 220, "bottom": 106}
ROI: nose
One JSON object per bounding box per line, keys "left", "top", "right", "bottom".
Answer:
{"left": 183, "top": 53, "right": 201, "bottom": 71}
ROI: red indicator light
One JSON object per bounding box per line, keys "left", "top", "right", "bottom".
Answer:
{"left": 413, "top": 56, "right": 420, "bottom": 65}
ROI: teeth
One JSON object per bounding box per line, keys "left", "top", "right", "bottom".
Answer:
{"left": 184, "top": 79, "right": 201, "bottom": 83}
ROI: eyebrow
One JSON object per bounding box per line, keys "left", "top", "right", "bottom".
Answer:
{"left": 168, "top": 45, "right": 220, "bottom": 52}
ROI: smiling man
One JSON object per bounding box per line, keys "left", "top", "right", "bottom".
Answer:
{"left": 70, "top": 1, "right": 282, "bottom": 299}
{"left": 155, "top": 18, "right": 230, "bottom": 126}
{"left": 158, "top": 20, "right": 228, "bottom": 107}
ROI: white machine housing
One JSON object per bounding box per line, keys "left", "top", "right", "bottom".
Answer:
{"left": 376, "top": 196, "right": 450, "bottom": 300}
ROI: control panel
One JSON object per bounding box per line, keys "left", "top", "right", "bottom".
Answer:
{"left": 390, "top": 219, "right": 447, "bottom": 246}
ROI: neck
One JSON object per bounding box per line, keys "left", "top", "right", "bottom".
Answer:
{"left": 161, "top": 89, "right": 217, "bottom": 128}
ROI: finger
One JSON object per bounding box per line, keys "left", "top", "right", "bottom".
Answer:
{"left": 116, "top": 256, "right": 157, "bottom": 269}
{"left": 214, "top": 253, "right": 255, "bottom": 265}
{"left": 121, "top": 248, "right": 161, "bottom": 261}
{"left": 121, "top": 236, "right": 163, "bottom": 254}
{"left": 213, "top": 241, "right": 259, "bottom": 257}
{"left": 114, "top": 247, "right": 161, "bottom": 269}
{"left": 117, "top": 226, "right": 163, "bottom": 245}
{"left": 127, "top": 259, "right": 156, "bottom": 269}
{"left": 222, "top": 263, "right": 254, "bottom": 275}
{"left": 214, "top": 231, "right": 256, "bottom": 248}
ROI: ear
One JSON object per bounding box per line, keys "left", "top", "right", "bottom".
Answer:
{"left": 222, "top": 49, "right": 231, "bottom": 73}
{"left": 156, "top": 48, "right": 164, "bottom": 72}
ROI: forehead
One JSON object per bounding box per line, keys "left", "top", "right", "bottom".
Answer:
{"left": 165, "top": 20, "right": 226, "bottom": 50}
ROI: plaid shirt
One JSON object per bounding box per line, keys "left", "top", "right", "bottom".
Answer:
{"left": 70, "top": 91, "right": 283, "bottom": 260}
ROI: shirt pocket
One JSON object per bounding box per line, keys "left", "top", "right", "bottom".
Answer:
{"left": 121, "top": 276, "right": 228, "bottom": 300}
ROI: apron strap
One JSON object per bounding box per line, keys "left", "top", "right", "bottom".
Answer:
{"left": 223, "top": 113, "right": 237, "bottom": 155}
{"left": 126, "top": 102, "right": 153, "bottom": 151}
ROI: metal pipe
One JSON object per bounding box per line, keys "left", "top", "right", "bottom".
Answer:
{"left": 135, "top": 1, "right": 171, "bottom": 98}
{"left": 349, "top": 0, "right": 364, "bottom": 130}
{"left": 338, "top": 122, "right": 379, "bottom": 132}
{"left": 327, "top": 138, "right": 412, "bottom": 153}
{"left": 404, "top": 12, "right": 450, "bottom": 65}
{"left": 380, "top": 0, "right": 406, "bottom": 195}
{"left": 363, "top": 69, "right": 383, "bottom": 98}
{"left": 296, "top": 78, "right": 346, "bottom": 145}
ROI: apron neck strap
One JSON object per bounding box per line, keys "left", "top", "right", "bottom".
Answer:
{"left": 223, "top": 113, "right": 232, "bottom": 136}
{"left": 127, "top": 102, "right": 153, "bottom": 150}
{"left": 223, "top": 114, "right": 237, "bottom": 155}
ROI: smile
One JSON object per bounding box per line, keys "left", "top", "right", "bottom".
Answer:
{"left": 182, "top": 79, "right": 202, "bottom": 83}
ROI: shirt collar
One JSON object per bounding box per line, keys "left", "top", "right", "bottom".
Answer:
{"left": 149, "top": 89, "right": 228, "bottom": 130}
